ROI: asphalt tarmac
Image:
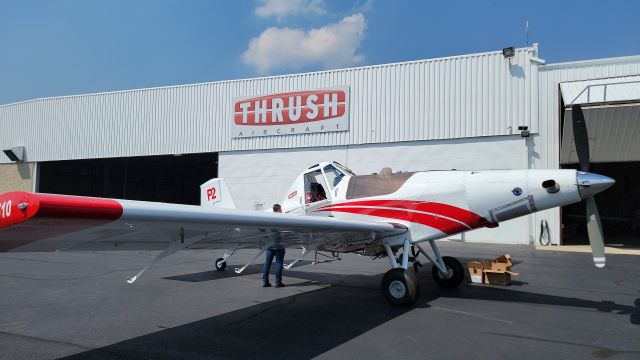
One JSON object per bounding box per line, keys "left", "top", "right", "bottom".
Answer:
{"left": 1, "top": 241, "right": 639, "bottom": 360}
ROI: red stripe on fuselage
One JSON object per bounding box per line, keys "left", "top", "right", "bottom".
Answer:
{"left": 318, "top": 199, "right": 491, "bottom": 232}
{"left": 320, "top": 206, "right": 468, "bottom": 235}
{"left": 0, "top": 192, "right": 123, "bottom": 252}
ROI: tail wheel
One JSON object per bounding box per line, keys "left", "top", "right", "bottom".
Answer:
{"left": 431, "top": 256, "right": 464, "bottom": 288}
{"left": 214, "top": 257, "right": 227, "bottom": 271}
{"left": 381, "top": 268, "right": 419, "bottom": 307}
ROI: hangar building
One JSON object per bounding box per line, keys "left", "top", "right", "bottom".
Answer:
{"left": 1, "top": 45, "right": 639, "bottom": 246}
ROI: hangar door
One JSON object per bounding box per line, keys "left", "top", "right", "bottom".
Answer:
{"left": 39, "top": 153, "right": 218, "bottom": 205}
{"left": 560, "top": 77, "right": 640, "bottom": 246}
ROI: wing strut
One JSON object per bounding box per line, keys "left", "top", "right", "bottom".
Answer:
{"left": 127, "top": 229, "right": 206, "bottom": 284}
{"left": 234, "top": 247, "right": 268, "bottom": 274}
{"left": 284, "top": 246, "right": 308, "bottom": 269}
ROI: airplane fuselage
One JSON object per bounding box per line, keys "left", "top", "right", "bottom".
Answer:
{"left": 282, "top": 165, "right": 611, "bottom": 250}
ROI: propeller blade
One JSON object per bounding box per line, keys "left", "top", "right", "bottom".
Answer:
{"left": 586, "top": 197, "right": 605, "bottom": 268}
{"left": 571, "top": 104, "right": 590, "bottom": 172}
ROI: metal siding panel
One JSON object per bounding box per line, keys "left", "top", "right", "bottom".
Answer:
{"left": 560, "top": 105, "right": 640, "bottom": 163}
{"left": 2, "top": 47, "right": 539, "bottom": 163}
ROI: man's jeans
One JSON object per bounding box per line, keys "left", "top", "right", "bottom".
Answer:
{"left": 262, "top": 248, "right": 285, "bottom": 284}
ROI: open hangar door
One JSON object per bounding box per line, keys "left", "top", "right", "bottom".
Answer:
{"left": 560, "top": 77, "right": 640, "bottom": 247}
{"left": 38, "top": 153, "right": 218, "bottom": 205}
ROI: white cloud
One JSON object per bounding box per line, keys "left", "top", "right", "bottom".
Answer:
{"left": 255, "top": 0, "right": 326, "bottom": 20}
{"left": 242, "top": 13, "right": 366, "bottom": 73}
{"left": 353, "top": 0, "right": 375, "bottom": 13}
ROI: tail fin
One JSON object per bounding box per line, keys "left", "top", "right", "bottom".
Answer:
{"left": 200, "top": 178, "right": 237, "bottom": 209}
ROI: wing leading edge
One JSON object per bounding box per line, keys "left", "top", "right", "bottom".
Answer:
{"left": 0, "top": 192, "right": 406, "bottom": 253}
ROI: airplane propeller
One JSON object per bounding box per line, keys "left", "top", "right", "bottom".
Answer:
{"left": 571, "top": 104, "right": 609, "bottom": 268}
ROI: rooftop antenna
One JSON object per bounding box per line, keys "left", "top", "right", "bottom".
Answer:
{"left": 525, "top": 20, "right": 529, "bottom": 45}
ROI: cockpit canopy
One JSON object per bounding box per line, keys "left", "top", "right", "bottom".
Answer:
{"left": 303, "top": 162, "right": 352, "bottom": 203}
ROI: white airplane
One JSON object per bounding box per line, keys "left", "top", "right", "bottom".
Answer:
{"left": 0, "top": 106, "right": 615, "bottom": 306}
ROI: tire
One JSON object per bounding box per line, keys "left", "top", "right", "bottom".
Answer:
{"left": 381, "top": 268, "right": 419, "bottom": 307}
{"left": 431, "top": 256, "right": 464, "bottom": 288}
{"left": 215, "top": 257, "right": 227, "bottom": 271}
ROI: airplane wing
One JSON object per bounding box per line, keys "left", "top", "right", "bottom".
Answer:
{"left": 0, "top": 192, "right": 406, "bottom": 253}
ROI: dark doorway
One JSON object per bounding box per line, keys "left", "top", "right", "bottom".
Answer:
{"left": 561, "top": 162, "right": 640, "bottom": 247}
{"left": 38, "top": 153, "right": 218, "bottom": 205}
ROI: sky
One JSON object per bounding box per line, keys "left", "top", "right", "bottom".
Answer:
{"left": 0, "top": 0, "right": 639, "bottom": 105}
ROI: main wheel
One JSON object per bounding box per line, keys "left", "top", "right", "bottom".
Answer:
{"left": 381, "top": 268, "right": 419, "bottom": 306}
{"left": 214, "top": 257, "right": 227, "bottom": 271}
{"left": 431, "top": 256, "right": 464, "bottom": 288}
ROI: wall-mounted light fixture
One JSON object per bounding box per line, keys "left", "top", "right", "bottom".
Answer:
{"left": 502, "top": 47, "right": 515, "bottom": 60}
{"left": 518, "top": 125, "right": 530, "bottom": 138}
{"left": 3, "top": 146, "right": 25, "bottom": 162}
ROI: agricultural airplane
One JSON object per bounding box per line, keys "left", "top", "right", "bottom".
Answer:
{"left": 0, "top": 106, "right": 615, "bottom": 306}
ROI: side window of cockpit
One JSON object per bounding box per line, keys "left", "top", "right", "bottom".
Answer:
{"left": 323, "top": 164, "right": 345, "bottom": 189}
{"left": 304, "top": 170, "right": 330, "bottom": 204}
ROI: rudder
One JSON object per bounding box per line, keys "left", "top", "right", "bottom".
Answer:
{"left": 200, "top": 178, "right": 237, "bottom": 209}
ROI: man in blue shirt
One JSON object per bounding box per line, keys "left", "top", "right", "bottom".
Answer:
{"left": 262, "top": 204, "right": 286, "bottom": 288}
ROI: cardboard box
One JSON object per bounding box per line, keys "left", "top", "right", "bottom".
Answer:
{"left": 481, "top": 259, "right": 494, "bottom": 271}
{"left": 467, "top": 261, "right": 483, "bottom": 283}
{"left": 484, "top": 270, "right": 519, "bottom": 286}
{"left": 468, "top": 254, "right": 518, "bottom": 286}
{"left": 491, "top": 254, "right": 513, "bottom": 272}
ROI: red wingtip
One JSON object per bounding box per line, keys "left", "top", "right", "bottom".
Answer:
{"left": 33, "top": 192, "right": 123, "bottom": 220}
{"left": 0, "top": 192, "right": 40, "bottom": 230}
{"left": 0, "top": 192, "right": 124, "bottom": 252}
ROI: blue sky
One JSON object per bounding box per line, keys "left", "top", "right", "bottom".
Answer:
{"left": 0, "top": 0, "right": 638, "bottom": 105}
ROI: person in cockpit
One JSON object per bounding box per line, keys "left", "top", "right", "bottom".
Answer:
{"left": 311, "top": 183, "right": 327, "bottom": 201}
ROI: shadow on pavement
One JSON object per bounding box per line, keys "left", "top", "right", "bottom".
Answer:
{"left": 61, "top": 284, "right": 409, "bottom": 359}
{"left": 163, "top": 261, "right": 314, "bottom": 282}
{"left": 62, "top": 266, "right": 640, "bottom": 360}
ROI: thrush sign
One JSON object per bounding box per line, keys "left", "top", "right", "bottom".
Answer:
{"left": 232, "top": 87, "right": 349, "bottom": 138}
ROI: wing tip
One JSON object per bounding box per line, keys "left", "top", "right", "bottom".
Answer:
{"left": 0, "top": 191, "right": 40, "bottom": 230}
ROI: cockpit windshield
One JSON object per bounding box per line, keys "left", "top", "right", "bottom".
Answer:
{"left": 323, "top": 164, "right": 346, "bottom": 189}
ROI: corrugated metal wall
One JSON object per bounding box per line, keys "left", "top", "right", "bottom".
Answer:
{"left": 533, "top": 55, "right": 640, "bottom": 244}
{"left": 0, "top": 46, "right": 540, "bottom": 163}
{"left": 561, "top": 105, "right": 640, "bottom": 163}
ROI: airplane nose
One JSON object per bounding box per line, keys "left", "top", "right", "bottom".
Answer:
{"left": 577, "top": 172, "right": 615, "bottom": 199}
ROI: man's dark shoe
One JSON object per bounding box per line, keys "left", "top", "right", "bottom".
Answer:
{"left": 275, "top": 282, "right": 286, "bottom": 288}
{"left": 262, "top": 282, "right": 272, "bottom": 287}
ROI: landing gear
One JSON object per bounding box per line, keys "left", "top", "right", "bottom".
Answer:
{"left": 413, "top": 261, "right": 423, "bottom": 273}
{"left": 213, "top": 248, "right": 239, "bottom": 272}
{"left": 381, "top": 268, "right": 419, "bottom": 306}
{"left": 212, "top": 247, "right": 270, "bottom": 274}
{"left": 214, "top": 257, "right": 226, "bottom": 271}
{"left": 381, "top": 237, "right": 419, "bottom": 306}
{"left": 379, "top": 237, "right": 465, "bottom": 306}
{"left": 431, "top": 256, "right": 464, "bottom": 288}
{"left": 412, "top": 241, "right": 465, "bottom": 289}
